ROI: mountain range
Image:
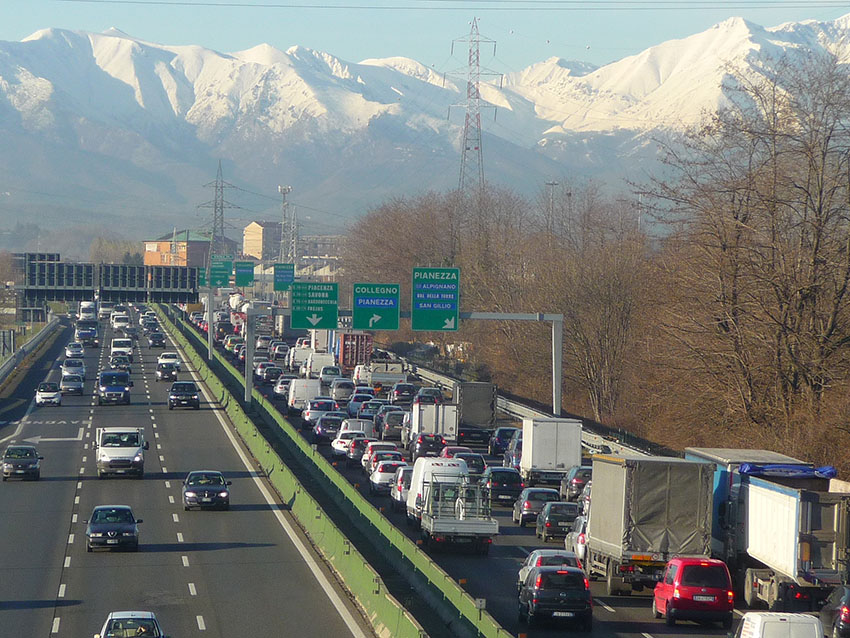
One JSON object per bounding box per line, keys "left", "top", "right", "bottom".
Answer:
{"left": 1, "top": 15, "right": 849, "bottom": 256}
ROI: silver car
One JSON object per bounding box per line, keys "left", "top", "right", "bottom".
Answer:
{"left": 59, "top": 374, "right": 84, "bottom": 395}
{"left": 61, "top": 358, "right": 86, "bottom": 380}
{"left": 64, "top": 342, "right": 84, "bottom": 358}
{"left": 565, "top": 515, "right": 588, "bottom": 564}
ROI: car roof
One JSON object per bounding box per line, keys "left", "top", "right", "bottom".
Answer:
{"left": 92, "top": 504, "right": 133, "bottom": 511}
{"left": 186, "top": 470, "right": 224, "bottom": 476}
{"left": 107, "top": 611, "right": 157, "bottom": 620}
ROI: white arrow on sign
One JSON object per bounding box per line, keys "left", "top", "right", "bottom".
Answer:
{"left": 443, "top": 317, "right": 456, "bottom": 330}
{"left": 368, "top": 314, "right": 381, "bottom": 328}
{"left": 306, "top": 314, "right": 322, "bottom": 326}
{"left": 24, "top": 427, "right": 84, "bottom": 444}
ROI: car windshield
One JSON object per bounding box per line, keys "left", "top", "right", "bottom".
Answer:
{"left": 172, "top": 383, "right": 195, "bottom": 392}
{"left": 539, "top": 554, "right": 580, "bottom": 567}
{"left": 320, "top": 417, "right": 344, "bottom": 427}
{"left": 351, "top": 394, "right": 371, "bottom": 402}
{"left": 100, "top": 373, "right": 129, "bottom": 385}
{"left": 322, "top": 367, "right": 340, "bottom": 375}
{"left": 63, "top": 375, "right": 83, "bottom": 383}
{"left": 92, "top": 508, "right": 134, "bottom": 524}
{"left": 64, "top": 359, "right": 83, "bottom": 367}
{"left": 101, "top": 433, "right": 140, "bottom": 447}
{"left": 5, "top": 447, "right": 36, "bottom": 459}
{"left": 680, "top": 565, "right": 729, "bottom": 588}
{"left": 385, "top": 412, "right": 405, "bottom": 425}
{"left": 112, "top": 356, "right": 129, "bottom": 363}
{"left": 540, "top": 571, "right": 586, "bottom": 590}
{"left": 105, "top": 619, "right": 159, "bottom": 636}
{"left": 549, "top": 503, "right": 580, "bottom": 517}
{"left": 113, "top": 340, "right": 132, "bottom": 348}
{"left": 187, "top": 473, "right": 225, "bottom": 486}
{"left": 378, "top": 462, "right": 405, "bottom": 473}
{"left": 38, "top": 382, "right": 59, "bottom": 392}
{"left": 311, "top": 401, "right": 336, "bottom": 411}
{"left": 575, "top": 469, "right": 592, "bottom": 480}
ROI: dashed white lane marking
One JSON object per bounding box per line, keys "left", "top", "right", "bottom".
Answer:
{"left": 57, "top": 584, "right": 66, "bottom": 598}
{"left": 155, "top": 432, "right": 160, "bottom": 438}
{"left": 181, "top": 555, "right": 190, "bottom": 567}
{"left": 177, "top": 532, "right": 184, "bottom": 543}
{"left": 64, "top": 556, "right": 71, "bottom": 568}
{"left": 150, "top": 415, "right": 155, "bottom": 421}
{"left": 642, "top": 633, "right": 654, "bottom": 638}
{"left": 598, "top": 600, "right": 616, "bottom": 612}
{"left": 78, "top": 467, "right": 84, "bottom": 474}
{"left": 81, "top": 456, "right": 87, "bottom": 463}
{"left": 67, "top": 533, "right": 74, "bottom": 544}
{"left": 85, "top": 431, "right": 90, "bottom": 438}
{"left": 71, "top": 514, "right": 78, "bottom": 524}
{"left": 51, "top": 617, "right": 60, "bottom": 634}
{"left": 159, "top": 455, "right": 165, "bottom": 462}
{"left": 172, "top": 513, "right": 179, "bottom": 523}
{"left": 74, "top": 496, "right": 80, "bottom": 505}
{"left": 149, "top": 408, "right": 154, "bottom": 414}
{"left": 188, "top": 582, "right": 197, "bottom": 596}
{"left": 196, "top": 616, "right": 206, "bottom": 631}
{"left": 164, "top": 481, "right": 170, "bottom": 488}
{"left": 157, "top": 444, "right": 162, "bottom": 450}
{"left": 76, "top": 481, "right": 82, "bottom": 489}
{"left": 84, "top": 443, "right": 89, "bottom": 450}
{"left": 168, "top": 495, "right": 174, "bottom": 504}
{"left": 162, "top": 466, "right": 167, "bottom": 473}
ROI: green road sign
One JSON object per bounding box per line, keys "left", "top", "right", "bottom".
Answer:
{"left": 209, "top": 254, "right": 233, "bottom": 287}
{"left": 291, "top": 282, "right": 338, "bottom": 330}
{"left": 411, "top": 267, "right": 460, "bottom": 331}
{"left": 234, "top": 261, "right": 255, "bottom": 287}
{"left": 273, "top": 263, "right": 295, "bottom": 291}
{"left": 199, "top": 268, "right": 207, "bottom": 287}
{"left": 352, "top": 283, "right": 400, "bottom": 331}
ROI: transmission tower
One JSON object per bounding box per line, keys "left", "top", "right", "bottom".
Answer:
{"left": 448, "top": 18, "right": 501, "bottom": 198}
{"left": 278, "top": 185, "right": 292, "bottom": 263}
{"left": 285, "top": 204, "right": 298, "bottom": 265}
{"left": 198, "top": 160, "right": 239, "bottom": 256}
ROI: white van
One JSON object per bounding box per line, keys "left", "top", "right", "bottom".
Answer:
{"left": 339, "top": 418, "right": 378, "bottom": 439}
{"left": 111, "top": 314, "right": 130, "bottom": 330}
{"left": 287, "top": 378, "right": 322, "bottom": 415}
{"left": 110, "top": 338, "right": 134, "bottom": 362}
{"left": 306, "top": 352, "right": 335, "bottom": 379}
{"left": 406, "top": 457, "right": 469, "bottom": 526}
{"left": 288, "top": 346, "right": 313, "bottom": 374}
{"left": 733, "top": 612, "right": 823, "bottom": 638}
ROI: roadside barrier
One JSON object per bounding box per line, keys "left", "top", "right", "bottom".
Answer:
{"left": 157, "top": 306, "right": 509, "bottom": 638}
{"left": 0, "top": 315, "right": 62, "bottom": 389}
{"left": 155, "top": 307, "right": 424, "bottom": 638}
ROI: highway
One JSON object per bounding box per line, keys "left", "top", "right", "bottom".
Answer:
{"left": 0, "top": 317, "right": 370, "bottom": 638}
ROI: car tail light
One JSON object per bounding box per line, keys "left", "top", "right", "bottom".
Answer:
{"left": 416, "top": 435, "right": 423, "bottom": 444}
{"left": 571, "top": 478, "right": 581, "bottom": 483}
{"left": 536, "top": 557, "right": 544, "bottom": 566}
{"left": 577, "top": 533, "right": 585, "bottom": 545}
{"left": 520, "top": 483, "right": 525, "bottom": 488}
{"left": 727, "top": 591, "right": 734, "bottom": 604}
{"left": 584, "top": 577, "right": 590, "bottom": 590}
{"left": 523, "top": 500, "right": 531, "bottom": 510}
{"left": 840, "top": 605, "right": 850, "bottom": 622}
{"left": 534, "top": 575, "right": 543, "bottom": 588}
{"left": 440, "top": 437, "right": 446, "bottom": 445}
{"left": 545, "top": 522, "right": 552, "bottom": 527}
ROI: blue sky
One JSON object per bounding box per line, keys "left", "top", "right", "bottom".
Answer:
{"left": 4, "top": 2, "right": 848, "bottom": 74}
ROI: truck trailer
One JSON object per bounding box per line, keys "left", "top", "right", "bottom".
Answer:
{"left": 585, "top": 455, "right": 713, "bottom": 595}
{"left": 684, "top": 447, "right": 850, "bottom": 611}
{"left": 519, "top": 418, "right": 582, "bottom": 485}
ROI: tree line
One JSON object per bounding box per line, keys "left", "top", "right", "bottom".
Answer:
{"left": 340, "top": 53, "right": 850, "bottom": 473}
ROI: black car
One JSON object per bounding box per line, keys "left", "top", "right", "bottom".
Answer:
{"left": 488, "top": 426, "right": 520, "bottom": 456}
{"left": 85, "top": 505, "right": 142, "bottom": 552}
{"left": 109, "top": 355, "right": 132, "bottom": 373}
{"left": 313, "top": 413, "right": 346, "bottom": 443}
{"left": 182, "top": 470, "right": 231, "bottom": 510}
{"left": 411, "top": 433, "right": 447, "bottom": 461}
{"left": 479, "top": 466, "right": 524, "bottom": 506}
{"left": 156, "top": 362, "right": 178, "bottom": 382}
{"left": 1, "top": 445, "right": 43, "bottom": 481}
{"left": 821, "top": 586, "right": 850, "bottom": 637}
{"left": 123, "top": 325, "right": 139, "bottom": 340}
{"left": 560, "top": 465, "right": 592, "bottom": 501}
{"left": 457, "top": 426, "right": 491, "bottom": 447}
{"left": 518, "top": 566, "right": 593, "bottom": 630}
{"left": 168, "top": 381, "right": 200, "bottom": 410}
{"left": 536, "top": 501, "right": 581, "bottom": 542}
{"left": 389, "top": 382, "right": 416, "bottom": 405}
{"left": 149, "top": 332, "right": 166, "bottom": 347}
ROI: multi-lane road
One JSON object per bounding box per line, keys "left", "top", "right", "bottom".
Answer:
{"left": 0, "top": 318, "right": 370, "bottom": 638}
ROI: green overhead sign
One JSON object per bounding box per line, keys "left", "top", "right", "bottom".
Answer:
{"left": 273, "top": 263, "right": 295, "bottom": 291}
{"left": 352, "top": 283, "right": 400, "bottom": 331}
{"left": 411, "top": 267, "right": 460, "bottom": 331}
{"left": 209, "top": 254, "right": 233, "bottom": 287}
{"left": 291, "top": 282, "right": 338, "bottom": 330}
{"left": 234, "top": 261, "right": 255, "bottom": 287}
{"left": 199, "top": 268, "right": 207, "bottom": 287}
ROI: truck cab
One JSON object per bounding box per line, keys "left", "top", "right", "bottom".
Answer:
{"left": 97, "top": 370, "right": 132, "bottom": 405}
{"left": 95, "top": 427, "right": 148, "bottom": 478}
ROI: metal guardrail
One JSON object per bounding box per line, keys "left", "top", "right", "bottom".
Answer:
{"left": 0, "top": 315, "right": 61, "bottom": 388}
{"left": 413, "top": 362, "right": 650, "bottom": 458}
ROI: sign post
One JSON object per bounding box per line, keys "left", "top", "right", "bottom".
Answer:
{"left": 352, "top": 283, "right": 400, "bottom": 331}
{"left": 411, "top": 267, "right": 460, "bottom": 331}
{"left": 234, "top": 261, "right": 255, "bottom": 287}
{"left": 291, "top": 282, "right": 338, "bottom": 330}
{"left": 273, "top": 263, "right": 295, "bottom": 292}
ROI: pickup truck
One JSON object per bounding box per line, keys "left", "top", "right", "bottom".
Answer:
{"left": 420, "top": 478, "right": 498, "bottom": 555}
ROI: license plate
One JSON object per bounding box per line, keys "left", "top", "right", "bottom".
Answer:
{"left": 201, "top": 498, "right": 212, "bottom": 503}
{"left": 106, "top": 539, "right": 119, "bottom": 544}
{"left": 552, "top": 611, "right": 574, "bottom": 617}
{"left": 14, "top": 470, "right": 25, "bottom": 474}
{"left": 453, "top": 538, "right": 472, "bottom": 543}
{"left": 693, "top": 595, "right": 715, "bottom": 602}
{"left": 558, "top": 521, "right": 570, "bottom": 526}
{"left": 498, "top": 494, "right": 511, "bottom": 499}
{"left": 115, "top": 470, "right": 126, "bottom": 474}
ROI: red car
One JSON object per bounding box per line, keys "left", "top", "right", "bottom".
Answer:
{"left": 652, "top": 557, "right": 734, "bottom": 629}
{"left": 439, "top": 445, "right": 473, "bottom": 459}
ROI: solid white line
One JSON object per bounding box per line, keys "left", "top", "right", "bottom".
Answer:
{"left": 51, "top": 617, "right": 60, "bottom": 634}
{"left": 57, "top": 584, "right": 66, "bottom": 598}
{"left": 172, "top": 513, "right": 179, "bottom": 523}
{"left": 64, "top": 556, "right": 71, "bottom": 568}
{"left": 180, "top": 335, "right": 369, "bottom": 638}
{"left": 181, "top": 555, "right": 189, "bottom": 567}
{"left": 598, "top": 600, "right": 616, "bottom": 612}
{"left": 177, "top": 532, "right": 184, "bottom": 543}
{"left": 196, "top": 615, "right": 206, "bottom": 631}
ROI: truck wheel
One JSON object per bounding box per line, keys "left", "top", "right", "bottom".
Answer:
{"left": 743, "top": 569, "right": 757, "bottom": 608}
{"left": 606, "top": 563, "right": 620, "bottom": 596}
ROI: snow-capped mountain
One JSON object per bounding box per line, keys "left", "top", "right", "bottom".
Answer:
{"left": 1, "top": 15, "right": 849, "bottom": 252}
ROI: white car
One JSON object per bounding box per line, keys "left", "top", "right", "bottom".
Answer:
{"left": 369, "top": 460, "right": 408, "bottom": 495}
{"left": 330, "top": 430, "right": 366, "bottom": 456}
{"left": 157, "top": 352, "right": 181, "bottom": 371}
{"left": 64, "top": 342, "right": 84, "bottom": 358}
{"left": 61, "top": 358, "right": 86, "bottom": 380}
{"left": 389, "top": 465, "right": 413, "bottom": 512}
{"left": 319, "top": 365, "right": 341, "bottom": 386}
{"left": 94, "top": 611, "right": 167, "bottom": 638}
{"left": 35, "top": 381, "right": 62, "bottom": 406}
{"left": 360, "top": 442, "right": 398, "bottom": 473}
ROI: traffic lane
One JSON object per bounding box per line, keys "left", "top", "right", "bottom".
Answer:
{"left": 143, "top": 337, "right": 364, "bottom": 638}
